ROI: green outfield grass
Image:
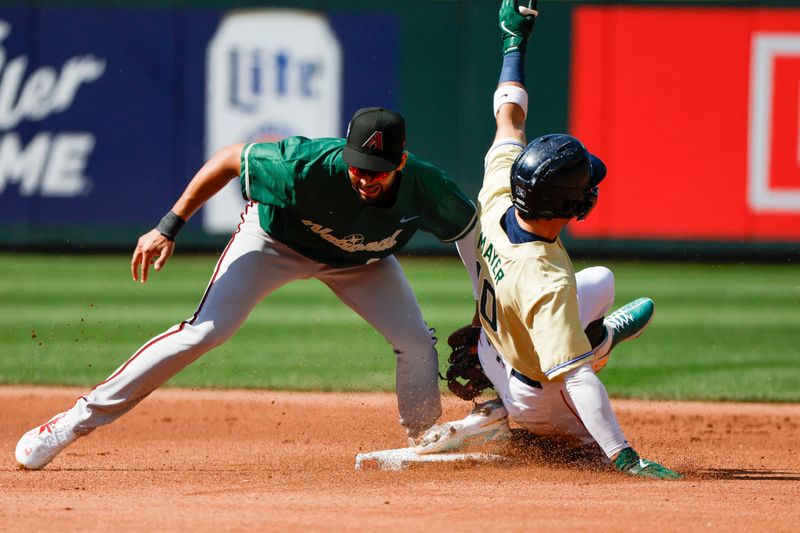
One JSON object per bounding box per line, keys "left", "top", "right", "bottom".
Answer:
{"left": 0, "top": 253, "right": 798, "bottom": 402}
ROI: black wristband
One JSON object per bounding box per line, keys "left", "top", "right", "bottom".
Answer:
{"left": 156, "top": 211, "right": 186, "bottom": 241}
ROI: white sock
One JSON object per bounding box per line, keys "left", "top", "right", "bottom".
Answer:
{"left": 564, "top": 364, "right": 628, "bottom": 458}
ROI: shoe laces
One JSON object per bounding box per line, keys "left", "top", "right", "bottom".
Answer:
{"left": 606, "top": 310, "right": 634, "bottom": 332}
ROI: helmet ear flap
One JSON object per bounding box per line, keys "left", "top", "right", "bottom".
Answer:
{"left": 575, "top": 187, "right": 599, "bottom": 220}
{"left": 588, "top": 154, "right": 606, "bottom": 187}
{"left": 577, "top": 153, "right": 605, "bottom": 220}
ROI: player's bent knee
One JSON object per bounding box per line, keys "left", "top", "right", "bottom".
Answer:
{"left": 391, "top": 330, "right": 437, "bottom": 358}
{"left": 583, "top": 265, "right": 614, "bottom": 288}
{"left": 579, "top": 266, "right": 615, "bottom": 303}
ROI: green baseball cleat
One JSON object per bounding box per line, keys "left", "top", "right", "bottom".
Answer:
{"left": 613, "top": 447, "right": 682, "bottom": 480}
{"left": 605, "top": 297, "right": 655, "bottom": 352}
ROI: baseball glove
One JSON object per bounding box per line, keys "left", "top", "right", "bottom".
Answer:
{"left": 443, "top": 324, "right": 494, "bottom": 401}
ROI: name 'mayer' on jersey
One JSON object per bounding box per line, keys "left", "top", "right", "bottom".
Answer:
{"left": 477, "top": 230, "right": 506, "bottom": 285}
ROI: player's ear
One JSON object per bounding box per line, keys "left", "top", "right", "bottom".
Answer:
{"left": 396, "top": 152, "right": 409, "bottom": 172}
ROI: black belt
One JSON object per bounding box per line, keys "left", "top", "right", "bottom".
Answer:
{"left": 511, "top": 369, "right": 543, "bottom": 389}
{"left": 494, "top": 355, "right": 543, "bottom": 389}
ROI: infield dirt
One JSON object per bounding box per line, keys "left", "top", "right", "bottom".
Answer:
{"left": 1, "top": 387, "right": 798, "bottom": 531}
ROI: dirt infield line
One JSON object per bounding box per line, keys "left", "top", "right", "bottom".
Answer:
{"left": 1, "top": 386, "right": 798, "bottom": 531}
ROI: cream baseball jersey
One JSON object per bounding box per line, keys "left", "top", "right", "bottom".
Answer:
{"left": 474, "top": 141, "right": 593, "bottom": 381}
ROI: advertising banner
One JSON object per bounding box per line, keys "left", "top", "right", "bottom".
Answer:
{"left": 0, "top": 6, "right": 397, "bottom": 244}
{"left": 570, "top": 7, "right": 800, "bottom": 242}
{"left": 204, "top": 11, "right": 342, "bottom": 233}
{"left": 0, "top": 7, "right": 180, "bottom": 229}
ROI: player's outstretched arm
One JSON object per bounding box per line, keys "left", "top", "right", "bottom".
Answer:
{"left": 493, "top": 0, "right": 538, "bottom": 144}
{"left": 131, "top": 143, "right": 245, "bottom": 283}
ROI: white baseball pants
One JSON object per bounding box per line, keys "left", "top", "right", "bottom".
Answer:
{"left": 68, "top": 202, "right": 441, "bottom": 436}
{"left": 477, "top": 266, "right": 616, "bottom": 448}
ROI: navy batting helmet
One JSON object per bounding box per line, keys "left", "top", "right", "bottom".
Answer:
{"left": 510, "top": 134, "right": 606, "bottom": 220}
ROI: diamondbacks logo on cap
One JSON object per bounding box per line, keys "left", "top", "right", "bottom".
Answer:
{"left": 362, "top": 131, "right": 384, "bottom": 150}
{"left": 343, "top": 107, "right": 404, "bottom": 171}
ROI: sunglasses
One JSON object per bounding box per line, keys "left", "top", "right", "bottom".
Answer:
{"left": 348, "top": 166, "right": 391, "bottom": 182}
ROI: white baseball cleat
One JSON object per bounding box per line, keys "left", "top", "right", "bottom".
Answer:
{"left": 415, "top": 398, "right": 511, "bottom": 455}
{"left": 15, "top": 412, "right": 80, "bottom": 470}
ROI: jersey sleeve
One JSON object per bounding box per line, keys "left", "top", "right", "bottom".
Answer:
{"left": 478, "top": 141, "right": 524, "bottom": 210}
{"left": 414, "top": 159, "right": 477, "bottom": 243}
{"left": 240, "top": 142, "right": 298, "bottom": 208}
{"left": 526, "top": 284, "right": 594, "bottom": 381}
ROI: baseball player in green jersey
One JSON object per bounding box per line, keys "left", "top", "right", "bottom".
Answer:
{"left": 415, "top": 1, "right": 681, "bottom": 480}
{"left": 15, "top": 107, "right": 477, "bottom": 470}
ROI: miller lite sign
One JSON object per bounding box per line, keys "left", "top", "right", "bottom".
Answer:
{"left": 204, "top": 10, "right": 343, "bottom": 233}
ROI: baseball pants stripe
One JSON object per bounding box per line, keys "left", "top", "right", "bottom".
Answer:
{"left": 68, "top": 202, "right": 440, "bottom": 435}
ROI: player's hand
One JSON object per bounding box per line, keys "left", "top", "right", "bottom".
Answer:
{"left": 613, "top": 447, "right": 682, "bottom": 480}
{"left": 131, "top": 229, "right": 175, "bottom": 283}
{"left": 499, "top": 0, "right": 539, "bottom": 55}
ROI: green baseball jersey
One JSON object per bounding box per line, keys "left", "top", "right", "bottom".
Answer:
{"left": 240, "top": 137, "right": 476, "bottom": 268}
{"left": 475, "top": 141, "right": 593, "bottom": 382}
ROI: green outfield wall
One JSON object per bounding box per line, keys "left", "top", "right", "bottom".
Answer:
{"left": 1, "top": 0, "right": 798, "bottom": 259}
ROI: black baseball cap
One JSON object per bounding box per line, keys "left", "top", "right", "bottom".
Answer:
{"left": 342, "top": 107, "right": 406, "bottom": 172}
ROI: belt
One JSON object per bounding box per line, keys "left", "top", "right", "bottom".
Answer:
{"left": 511, "top": 369, "right": 543, "bottom": 389}
{"left": 494, "top": 355, "right": 543, "bottom": 389}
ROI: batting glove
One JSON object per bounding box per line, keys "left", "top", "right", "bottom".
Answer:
{"left": 499, "top": 0, "right": 539, "bottom": 55}
{"left": 613, "top": 447, "right": 683, "bottom": 480}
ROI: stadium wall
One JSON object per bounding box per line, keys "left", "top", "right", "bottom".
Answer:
{"left": 0, "top": 0, "right": 798, "bottom": 259}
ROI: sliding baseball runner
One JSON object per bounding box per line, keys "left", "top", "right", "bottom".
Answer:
{"left": 414, "top": 0, "right": 681, "bottom": 480}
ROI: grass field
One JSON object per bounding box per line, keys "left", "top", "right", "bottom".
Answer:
{"left": 0, "top": 253, "right": 797, "bottom": 402}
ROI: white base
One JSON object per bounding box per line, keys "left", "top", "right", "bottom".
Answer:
{"left": 355, "top": 447, "right": 506, "bottom": 471}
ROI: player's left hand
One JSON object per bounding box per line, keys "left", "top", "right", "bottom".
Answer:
{"left": 500, "top": 0, "right": 539, "bottom": 55}
{"left": 131, "top": 228, "right": 175, "bottom": 283}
